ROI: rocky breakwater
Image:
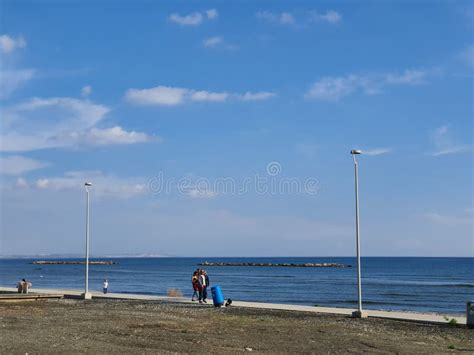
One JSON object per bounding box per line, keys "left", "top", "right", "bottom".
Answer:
{"left": 32, "top": 261, "right": 117, "bottom": 265}
{"left": 198, "top": 261, "right": 351, "bottom": 268}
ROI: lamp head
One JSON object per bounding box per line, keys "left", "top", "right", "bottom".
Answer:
{"left": 350, "top": 149, "right": 362, "bottom": 155}
{"left": 84, "top": 182, "right": 92, "bottom": 187}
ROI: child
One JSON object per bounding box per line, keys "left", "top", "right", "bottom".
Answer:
{"left": 103, "top": 279, "right": 109, "bottom": 294}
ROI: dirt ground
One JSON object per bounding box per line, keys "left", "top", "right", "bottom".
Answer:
{"left": 0, "top": 298, "right": 472, "bottom": 354}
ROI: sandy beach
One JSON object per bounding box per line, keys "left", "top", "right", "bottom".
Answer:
{"left": 1, "top": 298, "right": 472, "bottom": 354}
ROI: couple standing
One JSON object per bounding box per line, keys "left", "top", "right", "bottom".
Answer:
{"left": 191, "top": 269, "right": 210, "bottom": 303}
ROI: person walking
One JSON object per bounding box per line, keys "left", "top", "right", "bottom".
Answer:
{"left": 198, "top": 269, "right": 206, "bottom": 303}
{"left": 103, "top": 279, "right": 109, "bottom": 294}
{"left": 191, "top": 271, "right": 199, "bottom": 301}
{"left": 203, "top": 270, "right": 210, "bottom": 302}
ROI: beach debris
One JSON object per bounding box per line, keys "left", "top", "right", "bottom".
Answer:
{"left": 198, "top": 261, "right": 350, "bottom": 268}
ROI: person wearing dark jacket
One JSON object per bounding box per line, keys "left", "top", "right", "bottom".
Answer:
{"left": 202, "top": 270, "right": 210, "bottom": 302}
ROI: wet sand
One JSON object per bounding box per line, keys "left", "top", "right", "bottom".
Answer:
{"left": 1, "top": 299, "right": 472, "bottom": 354}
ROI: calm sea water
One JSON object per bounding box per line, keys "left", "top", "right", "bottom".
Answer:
{"left": 1, "top": 257, "right": 472, "bottom": 315}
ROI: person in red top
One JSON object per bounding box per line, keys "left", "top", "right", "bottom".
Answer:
{"left": 191, "top": 270, "right": 200, "bottom": 301}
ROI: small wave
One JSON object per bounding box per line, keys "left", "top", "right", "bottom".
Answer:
{"left": 365, "top": 280, "right": 474, "bottom": 288}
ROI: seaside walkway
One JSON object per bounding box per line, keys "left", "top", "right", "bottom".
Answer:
{"left": 0, "top": 286, "right": 466, "bottom": 326}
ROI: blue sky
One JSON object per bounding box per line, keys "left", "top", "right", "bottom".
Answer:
{"left": 0, "top": 1, "right": 473, "bottom": 257}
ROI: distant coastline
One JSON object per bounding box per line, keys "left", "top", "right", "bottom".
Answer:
{"left": 32, "top": 260, "right": 117, "bottom": 265}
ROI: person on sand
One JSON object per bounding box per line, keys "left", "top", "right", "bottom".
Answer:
{"left": 198, "top": 269, "right": 206, "bottom": 303}
{"left": 204, "top": 270, "right": 210, "bottom": 302}
{"left": 103, "top": 279, "right": 109, "bottom": 294}
{"left": 199, "top": 270, "right": 210, "bottom": 303}
{"left": 191, "top": 271, "right": 199, "bottom": 301}
{"left": 20, "top": 278, "right": 32, "bottom": 294}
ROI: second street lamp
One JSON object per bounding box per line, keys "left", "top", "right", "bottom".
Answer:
{"left": 350, "top": 150, "right": 366, "bottom": 318}
{"left": 82, "top": 181, "right": 93, "bottom": 300}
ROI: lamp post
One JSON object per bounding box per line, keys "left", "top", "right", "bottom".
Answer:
{"left": 82, "top": 182, "right": 93, "bottom": 300}
{"left": 350, "top": 150, "right": 366, "bottom": 318}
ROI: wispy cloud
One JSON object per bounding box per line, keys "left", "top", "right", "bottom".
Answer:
{"left": 15, "top": 170, "right": 149, "bottom": 198}
{"left": 125, "top": 86, "right": 275, "bottom": 106}
{"left": 206, "top": 9, "right": 218, "bottom": 19}
{"left": 256, "top": 11, "right": 295, "bottom": 25}
{"left": 203, "top": 36, "right": 223, "bottom": 48}
{"left": 424, "top": 210, "right": 473, "bottom": 226}
{"left": 0, "top": 34, "right": 26, "bottom": 54}
{"left": 0, "top": 155, "right": 49, "bottom": 175}
{"left": 312, "top": 10, "right": 342, "bottom": 24}
{"left": 169, "top": 9, "right": 218, "bottom": 26}
{"left": 239, "top": 92, "right": 276, "bottom": 101}
{"left": 305, "top": 69, "right": 429, "bottom": 101}
{"left": 256, "top": 10, "right": 342, "bottom": 26}
{"left": 1, "top": 97, "right": 153, "bottom": 152}
{"left": 81, "top": 85, "right": 92, "bottom": 97}
{"left": 187, "top": 189, "right": 218, "bottom": 199}
{"left": 362, "top": 148, "right": 393, "bottom": 156}
{"left": 429, "top": 126, "right": 471, "bottom": 156}
{"left": 202, "top": 36, "right": 237, "bottom": 50}
{"left": 0, "top": 69, "right": 35, "bottom": 100}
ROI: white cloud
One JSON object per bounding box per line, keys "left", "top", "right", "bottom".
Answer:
{"left": 0, "top": 155, "right": 49, "bottom": 175}
{"left": 169, "top": 9, "right": 218, "bottom": 26}
{"left": 305, "top": 75, "right": 359, "bottom": 101}
{"left": 429, "top": 126, "right": 471, "bottom": 156}
{"left": 62, "top": 126, "right": 152, "bottom": 146}
{"left": 385, "top": 70, "right": 427, "bottom": 85}
{"left": 1, "top": 97, "right": 152, "bottom": 152}
{"left": 187, "top": 189, "right": 217, "bottom": 199}
{"left": 313, "top": 10, "right": 342, "bottom": 24}
{"left": 17, "top": 171, "right": 149, "bottom": 198}
{"left": 362, "top": 148, "right": 392, "bottom": 156}
{"left": 305, "top": 69, "right": 429, "bottom": 101}
{"left": 256, "top": 11, "right": 295, "bottom": 25}
{"left": 190, "top": 90, "right": 228, "bottom": 102}
{"left": 81, "top": 85, "right": 92, "bottom": 97}
{"left": 169, "top": 12, "right": 203, "bottom": 26}
{"left": 0, "top": 34, "right": 26, "bottom": 54}
{"left": 257, "top": 10, "right": 342, "bottom": 26}
{"left": 206, "top": 9, "right": 218, "bottom": 19}
{"left": 202, "top": 36, "right": 238, "bottom": 50}
{"left": 125, "top": 86, "right": 274, "bottom": 106}
{"left": 238, "top": 91, "right": 276, "bottom": 101}
{"left": 0, "top": 69, "right": 35, "bottom": 99}
{"left": 125, "top": 86, "right": 187, "bottom": 106}
{"left": 203, "top": 36, "right": 223, "bottom": 48}
{"left": 35, "top": 178, "right": 50, "bottom": 189}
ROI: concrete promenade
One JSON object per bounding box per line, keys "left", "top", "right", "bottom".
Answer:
{"left": 0, "top": 286, "right": 467, "bottom": 326}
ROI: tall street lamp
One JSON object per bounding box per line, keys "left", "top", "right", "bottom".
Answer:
{"left": 82, "top": 182, "right": 93, "bottom": 300}
{"left": 350, "top": 150, "right": 366, "bottom": 318}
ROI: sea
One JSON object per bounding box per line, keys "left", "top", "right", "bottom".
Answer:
{"left": 1, "top": 257, "right": 472, "bottom": 315}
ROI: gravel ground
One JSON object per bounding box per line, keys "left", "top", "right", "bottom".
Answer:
{"left": 0, "top": 298, "right": 473, "bottom": 354}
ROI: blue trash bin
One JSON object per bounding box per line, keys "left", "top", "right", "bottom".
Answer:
{"left": 211, "top": 286, "right": 225, "bottom": 307}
